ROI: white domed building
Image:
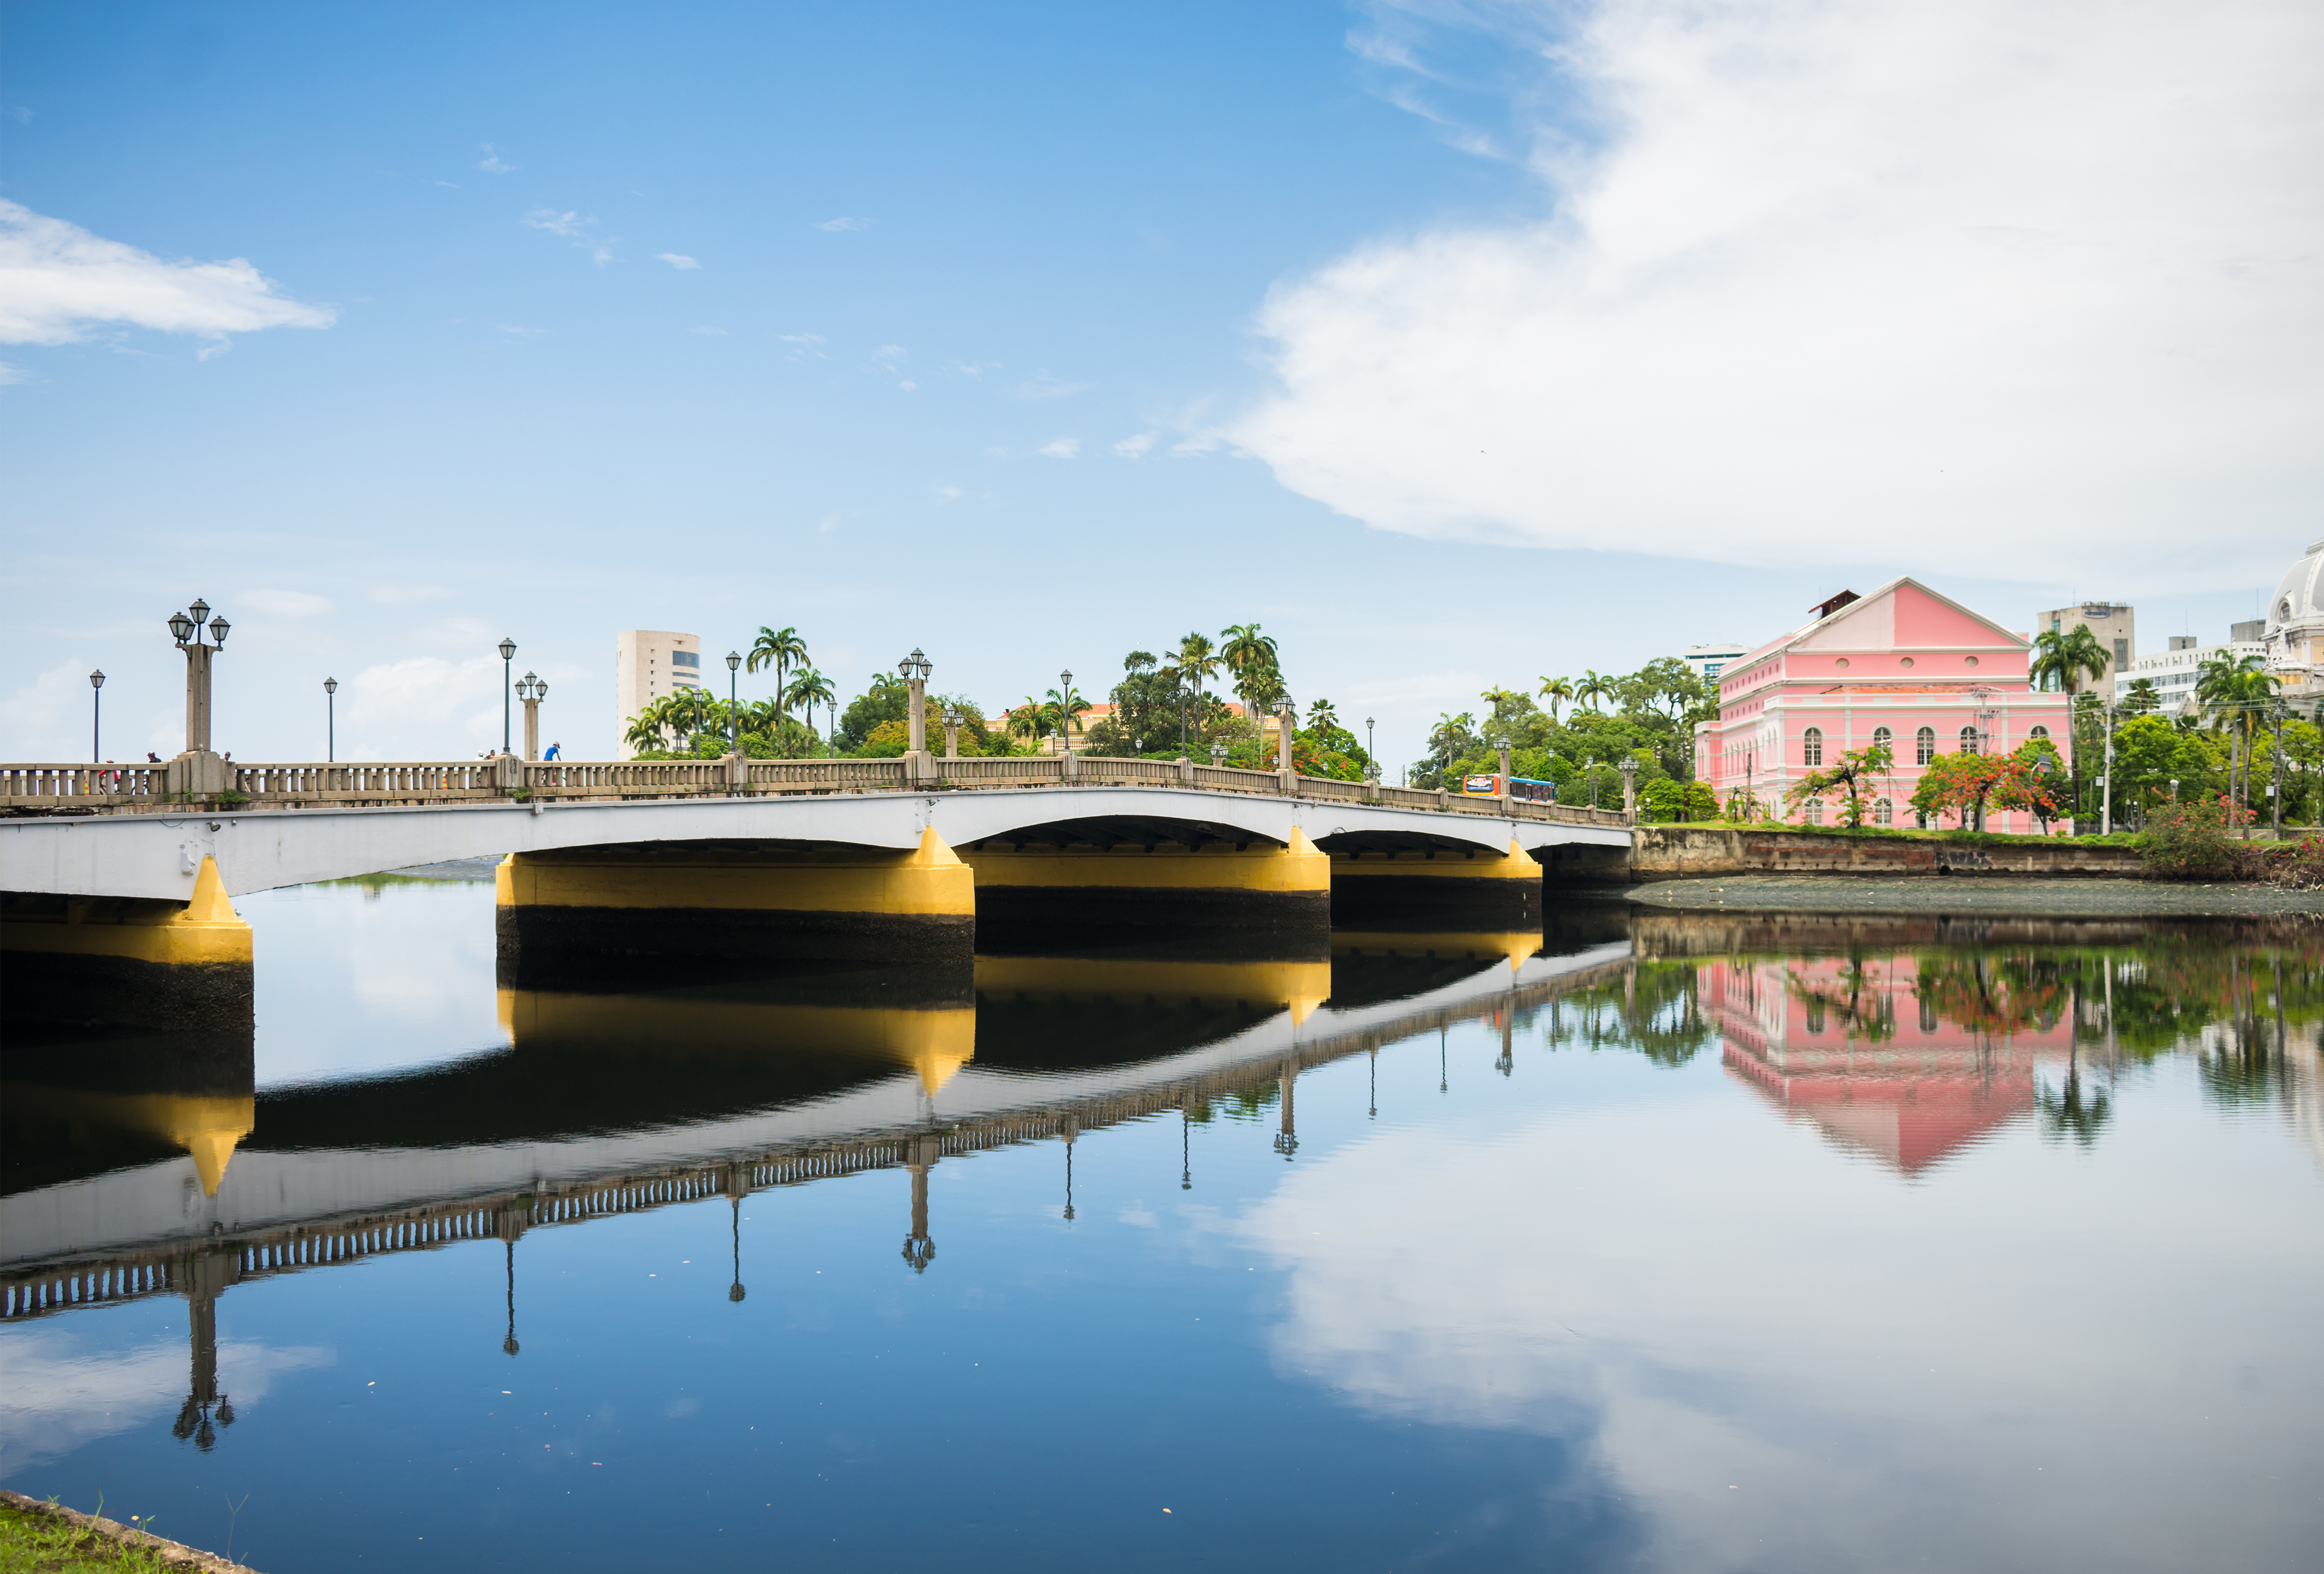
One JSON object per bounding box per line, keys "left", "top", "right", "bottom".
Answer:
{"left": 2264, "top": 539, "right": 2324, "bottom": 713}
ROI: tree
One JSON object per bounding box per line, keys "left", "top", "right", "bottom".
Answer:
{"left": 783, "top": 667, "right": 837, "bottom": 745}
{"left": 1537, "top": 675, "right": 1574, "bottom": 723}
{"left": 1575, "top": 670, "right": 1614, "bottom": 713}
{"left": 1218, "top": 622, "right": 1280, "bottom": 746}
{"left": 746, "top": 626, "right": 812, "bottom": 727}
{"left": 2122, "top": 677, "right": 2161, "bottom": 716}
{"left": 1783, "top": 742, "right": 1894, "bottom": 828}
{"left": 2196, "top": 651, "right": 2278, "bottom": 829}
{"left": 1163, "top": 632, "right": 1221, "bottom": 754}
{"left": 1046, "top": 677, "right": 1092, "bottom": 748}
{"left": 625, "top": 709, "right": 670, "bottom": 756}
{"left": 2031, "top": 624, "right": 2110, "bottom": 696}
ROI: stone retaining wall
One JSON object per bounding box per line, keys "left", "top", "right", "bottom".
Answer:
{"left": 1541, "top": 826, "right": 2147, "bottom": 886}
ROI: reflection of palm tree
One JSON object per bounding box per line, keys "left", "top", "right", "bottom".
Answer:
{"left": 2038, "top": 1059, "right": 2112, "bottom": 1147}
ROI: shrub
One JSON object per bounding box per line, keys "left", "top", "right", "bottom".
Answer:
{"left": 2136, "top": 795, "right": 2248, "bottom": 878}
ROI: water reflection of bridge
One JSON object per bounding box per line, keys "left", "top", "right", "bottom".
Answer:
{"left": 2, "top": 926, "right": 1630, "bottom": 1329}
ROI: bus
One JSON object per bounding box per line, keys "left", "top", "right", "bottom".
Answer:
{"left": 1456, "top": 773, "right": 1558, "bottom": 803}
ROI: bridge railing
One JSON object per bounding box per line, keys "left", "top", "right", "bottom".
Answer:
{"left": 0, "top": 764, "right": 166, "bottom": 807}
{"left": 1, "top": 752, "right": 1635, "bottom": 827}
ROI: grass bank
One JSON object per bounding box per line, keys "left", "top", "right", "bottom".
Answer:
{"left": 0, "top": 1493, "right": 252, "bottom": 1573}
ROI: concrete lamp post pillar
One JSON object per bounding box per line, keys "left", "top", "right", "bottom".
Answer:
{"left": 942, "top": 708, "right": 962, "bottom": 760}
{"left": 1620, "top": 757, "right": 1640, "bottom": 824}
{"left": 1495, "top": 736, "right": 1512, "bottom": 813}
{"left": 165, "top": 601, "right": 231, "bottom": 797}
{"left": 1277, "top": 700, "right": 1298, "bottom": 792}
{"left": 516, "top": 674, "right": 547, "bottom": 761}
{"left": 723, "top": 651, "right": 744, "bottom": 791}
{"left": 901, "top": 648, "right": 934, "bottom": 783}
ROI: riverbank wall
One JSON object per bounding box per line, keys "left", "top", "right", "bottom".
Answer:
{"left": 1538, "top": 826, "right": 2147, "bottom": 887}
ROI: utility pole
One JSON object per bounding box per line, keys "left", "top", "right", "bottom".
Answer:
{"left": 2101, "top": 699, "right": 2115, "bottom": 837}
{"left": 2273, "top": 702, "right": 2285, "bottom": 836}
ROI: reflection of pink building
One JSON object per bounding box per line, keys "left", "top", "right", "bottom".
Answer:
{"left": 1694, "top": 578, "right": 2071, "bottom": 831}
{"left": 1705, "top": 957, "right": 2062, "bottom": 1174}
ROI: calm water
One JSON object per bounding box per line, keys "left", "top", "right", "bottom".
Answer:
{"left": 4, "top": 875, "right": 2322, "bottom": 1573}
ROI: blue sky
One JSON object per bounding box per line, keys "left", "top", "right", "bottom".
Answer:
{"left": 4, "top": 0, "right": 2317, "bottom": 765}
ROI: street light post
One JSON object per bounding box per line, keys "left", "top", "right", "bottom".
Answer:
{"left": 1365, "top": 716, "right": 1376, "bottom": 774}
{"left": 1059, "top": 668, "right": 1074, "bottom": 756}
{"left": 497, "top": 638, "right": 517, "bottom": 756}
{"left": 165, "top": 601, "right": 231, "bottom": 797}
{"left": 726, "top": 652, "right": 741, "bottom": 757}
{"left": 323, "top": 677, "right": 337, "bottom": 763}
{"left": 1619, "top": 756, "right": 1640, "bottom": 824}
{"left": 515, "top": 674, "right": 548, "bottom": 760}
{"left": 1495, "top": 735, "right": 1512, "bottom": 813}
{"left": 942, "top": 708, "right": 962, "bottom": 760}
{"left": 898, "top": 649, "right": 934, "bottom": 778}
{"left": 89, "top": 670, "right": 104, "bottom": 763}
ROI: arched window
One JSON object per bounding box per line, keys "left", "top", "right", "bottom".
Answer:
{"left": 1959, "top": 726, "right": 1981, "bottom": 755}
{"left": 1803, "top": 726, "right": 1824, "bottom": 767}
{"left": 1804, "top": 797, "right": 1823, "bottom": 825}
{"left": 1915, "top": 726, "right": 1935, "bottom": 765}
{"left": 1874, "top": 797, "right": 1892, "bottom": 826}
{"left": 1872, "top": 726, "right": 1892, "bottom": 752}
{"left": 1919, "top": 998, "right": 1938, "bottom": 1033}
{"left": 2030, "top": 725, "right": 2049, "bottom": 741}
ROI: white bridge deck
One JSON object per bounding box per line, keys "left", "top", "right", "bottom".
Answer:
{"left": 2, "top": 759, "right": 1630, "bottom": 901}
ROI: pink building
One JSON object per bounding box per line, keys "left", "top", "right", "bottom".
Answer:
{"left": 1694, "top": 578, "right": 2071, "bottom": 832}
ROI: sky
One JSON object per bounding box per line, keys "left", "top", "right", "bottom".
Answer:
{"left": 3, "top": 0, "right": 2319, "bottom": 768}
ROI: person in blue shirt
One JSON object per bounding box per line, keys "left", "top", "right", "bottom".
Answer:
{"left": 543, "top": 742, "right": 561, "bottom": 760}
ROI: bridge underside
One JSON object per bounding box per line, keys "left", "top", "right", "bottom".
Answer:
{"left": 5, "top": 797, "right": 1613, "bottom": 1027}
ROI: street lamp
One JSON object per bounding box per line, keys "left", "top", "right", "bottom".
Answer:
{"left": 323, "top": 677, "right": 337, "bottom": 763}
{"left": 497, "top": 637, "right": 517, "bottom": 756}
{"left": 514, "top": 673, "right": 548, "bottom": 760}
{"left": 1618, "top": 756, "right": 1640, "bottom": 822}
{"left": 1495, "top": 735, "right": 1512, "bottom": 786}
{"left": 1365, "top": 715, "right": 1376, "bottom": 772}
{"left": 899, "top": 648, "right": 934, "bottom": 762}
{"left": 167, "top": 599, "right": 230, "bottom": 759}
{"left": 1059, "top": 668, "right": 1074, "bottom": 754}
{"left": 726, "top": 651, "right": 742, "bottom": 757}
{"left": 89, "top": 670, "right": 104, "bottom": 764}
{"left": 1210, "top": 742, "right": 1226, "bottom": 769}
{"left": 942, "top": 708, "right": 963, "bottom": 760}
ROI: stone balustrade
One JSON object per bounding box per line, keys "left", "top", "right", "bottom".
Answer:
{"left": 0, "top": 754, "right": 1631, "bottom": 829}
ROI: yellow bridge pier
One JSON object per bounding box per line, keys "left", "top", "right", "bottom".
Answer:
{"left": 1328, "top": 837, "right": 1543, "bottom": 926}
{"left": 495, "top": 828, "right": 977, "bottom": 967}
{"left": 959, "top": 826, "right": 1333, "bottom": 944}
{"left": 0, "top": 857, "right": 254, "bottom": 1030}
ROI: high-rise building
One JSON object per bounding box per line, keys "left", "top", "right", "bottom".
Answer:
{"left": 2034, "top": 601, "right": 2136, "bottom": 691}
{"left": 1680, "top": 642, "right": 1749, "bottom": 684}
{"left": 615, "top": 630, "right": 701, "bottom": 757}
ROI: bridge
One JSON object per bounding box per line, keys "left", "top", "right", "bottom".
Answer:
{"left": 1, "top": 753, "right": 1630, "bottom": 1029}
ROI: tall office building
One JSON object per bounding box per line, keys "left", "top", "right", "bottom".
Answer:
{"left": 615, "top": 630, "right": 702, "bottom": 757}
{"left": 2035, "top": 601, "right": 2136, "bottom": 691}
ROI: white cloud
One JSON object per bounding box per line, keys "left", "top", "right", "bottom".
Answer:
{"left": 870, "top": 344, "right": 907, "bottom": 372}
{"left": 497, "top": 323, "right": 543, "bottom": 337}
{"left": 0, "top": 361, "right": 31, "bottom": 384}
{"left": 477, "top": 142, "right": 516, "bottom": 173}
{"left": 1037, "top": 437, "right": 1080, "bottom": 458}
{"left": 1236, "top": 0, "right": 2324, "bottom": 589}
{"left": 816, "top": 515, "right": 841, "bottom": 533}
{"left": 1112, "top": 432, "right": 1157, "bottom": 458}
{"left": 0, "top": 655, "right": 92, "bottom": 744}
{"left": 0, "top": 199, "right": 336, "bottom": 347}
{"left": 815, "top": 217, "right": 870, "bottom": 232}
{"left": 935, "top": 486, "right": 963, "bottom": 502}
{"left": 240, "top": 588, "right": 333, "bottom": 617}
{"left": 655, "top": 252, "right": 700, "bottom": 269}
{"left": 343, "top": 654, "right": 509, "bottom": 753}
{"left": 688, "top": 326, "right": 727, "bottom": 336}
{"left": 522, "top": 209, "right": 613, "bottom": 265}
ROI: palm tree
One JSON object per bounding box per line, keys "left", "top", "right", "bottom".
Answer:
{"left": 1163, "top": 632, "right": 1221, "bottom": 754}
{"left": 746, "top": 626, "right": 810, "bottom": 726}
{"left": 783, "top": 667, "right": 836, "bottom": 749}
{"left": 2123, "top": 677, "right": 2161, "bottom": 716}
{"left": 2030, "top": 624, "right": 2110, "bottom": 696}
{"left": 1006, "top": 695, "right": 1052, "bottom": 750}
{"left": 1218, "top": 622, "right": 1279, "bottom": 746}
{"left": 1306, "top": 698, "right": 1339, "bottom": 734}
{"left": 624, "top": 708, "right": 669, "bottom": 757}
{"left": 1538, "top": 675, "right": 1574, "bottom": 723}
{"left": 2196, "top": 652, "right": 2278, "bottom": 825}
{"left": 1575, "top": 670, "right": 1613, "bottom": 713}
